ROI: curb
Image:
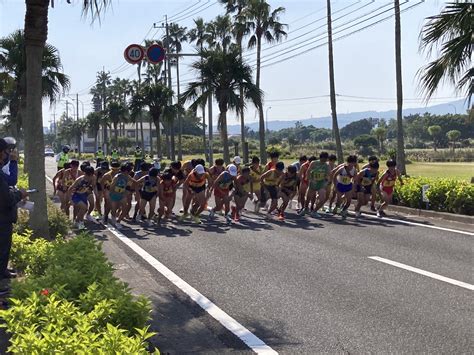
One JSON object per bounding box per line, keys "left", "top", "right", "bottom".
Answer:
{"left": 364, "top": 204, "right": 473, "bottom": 225}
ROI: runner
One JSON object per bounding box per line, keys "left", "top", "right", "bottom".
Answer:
{"left": 209, "top": 158, "right": 225, "bottom": 182}
{"left": 233, "top": 167, "right": 253, "bottom": 222}
{"left": 122, "top": 162, "right": 137, "bottom": 220}
{"left": 209, "top": 164, "right": 238, "bottom": 224}
{"left": 68, "top": 166, "right": 96, "bottom": 229}
{"left": 260, "top": 161, "right": 285, "bottom": 218}
{"left": 55, "top": 145, "right": 70, "bottom": 172}
{"left": 99, "top": 161, "right": 121, "bottom": 224}
{"left": 332, "top": 155, "right": 358, "bottom": 219}
{"left": 249, "top": 156, "right": 265, "bottom": 212}
{"left": 232, "top": 156, "right": 242, "bottom": 174}
{"left": 361, "top": 156, "right": 379, "bottom": 211}
{"left": 325, "top": 154, "right": 338, "bottom": 213}
{"left": 289, "top": 155, "right": 307, "bottom": 209}
{"left": 377, "top": 159, "right": 403, "bottom": 218}
{"left": 108, "top": 163, "right": 134, "bottom": 229}
{"left": 180, "top": 164, "right": 212, "bottom": 224}
{"left": 94, "top": 160, "right": 109, "bottom": 218}
{"left": 300, "top": 152, "right": 330, "bottom": 217}
{"left": 132, "top": 162, "right": 151, "bottom": 221}
{"left": 136, "top": 167, "right": 159, "bottom": 226}
{"left": 54, "top": 160, "right": 80, "bottom": 215}
{"left": 264, "top": 151, "right": 280, "bottom": 172}
{"left": 354, "top": 161, "right": 380, "bottom": 217}
{"left": 157, "top": 168, "right": 178, "bottom": 222}
{"left": 80, "top": 161, "right": 97, "bottom": 224}
{"left": 278, "top": 165, "right": 299, "bottom": 221}
{"left": 298, "top": 155, "right": 316, "bottom": 212}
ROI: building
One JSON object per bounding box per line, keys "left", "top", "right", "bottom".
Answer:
{"left": 80, "top": 122, "right": 164, "bottom": 153}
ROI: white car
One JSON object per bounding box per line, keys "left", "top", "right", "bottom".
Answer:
{"left": 44, "top": 148, "right": 55, "bottom": 157}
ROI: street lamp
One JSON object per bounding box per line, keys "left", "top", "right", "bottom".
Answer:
{"left": 447, "top": 103, "right": 457, "bottom": 115}
{"left": 68, "top": 96, "right": 85, "bottom": 119}
{"left": 265, "top": 106, "right": 272, "bottom": 135}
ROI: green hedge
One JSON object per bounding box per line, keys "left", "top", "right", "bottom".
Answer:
{"left": 394, "top": 177, "right": 474, "bottom": 215}
{"left": 2, "top": 232, "right": 158, "bottom": 354}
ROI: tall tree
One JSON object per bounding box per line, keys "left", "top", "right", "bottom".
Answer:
{"left": 181, "top": 47, "right": 262, "bottom": 163}
{"left": 85, "top": 111, "right": 102, "bottom": 151}
{"left": 220, "top": 0, "right": 251, "bottom": 162}
{"left": 243, "top": 0, "right": 287, "bottom": 163}
{"left": 90, "top": 70, "right": 111, "bottom": 154}
{"left": 23, "top": 0, "right": 109, "bottom": 237}
{"left": 394, "top": 0, "right": 406, "bottom": 174}
{"left": 427, "top": 125, "right": 442, "bottom": 152}
{"left": 419, "top": 1, "right": 472, "bottom": 104}
{"left": 107, "top": 100, "right": 127, "bottom": 146}
{"left": 326, "top": 0, "right": 343, "bottom": 163}
{"left": 372, "top": 126, "right": 387, "bottom": 155}
{"left": 188, "top": 17, "right": 209, "bottom": 161}
{"left": 166, "top": 23, "right": 188, "bottom": 161}
{"left": 446, "top": 129, "right": 461, "bottom": 153}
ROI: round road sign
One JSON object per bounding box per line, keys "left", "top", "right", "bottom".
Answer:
{"left": 124, "top": 44, "right": 144, "bottom": 64}
{"left": 146, "top": 44, "right": 166, "bottom": 64}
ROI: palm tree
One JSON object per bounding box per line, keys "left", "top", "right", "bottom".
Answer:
{"left": 419, "top": 1, "right": 472, "bottom": 104}
{"left": 0, "top": 30, "right": 70, "bottom": 136}
{"left": 129, "top": 80, "right": 146, "bottom": 150}
{"left": 141, "top": 83, "right": 173, "bottom": 158}
{"left": 372, "top": 126, "right": 387, "bottom": 155}
{"left": 166, "top": 23, "right": 188, "bottom": 161}
{"left": 427, "top": 125, "right": 442, "bottom": 151}
{"left": 181, "top": 47, "right": 263, "bottom": 163}
{"left": 70, "top": 118, "right": 87, "bottom": 154}
{"left": 206, "top": 15, "right": 235, "bottom": 53}
{"left": 107, "top": 101, "right": 127, "bottom": 145}
{"left": 394, "top": 0, "right": 406, "bottom": 174}
{"left": 243, "top": 0, "right": 287, "bottom": 163}
{"left": 446, "top": 129, "right": 461, "bottom": 153}
{"left": 188, "top": 17, "right": 210, "bottom": 161}
{"left": 23, "top": 0, "right": 109, "bottom": 237}
{"left": 91, "top": 70, "right": 111, "bottom": 154}
{"left": 326, "top": 0, "right": 343, "bottom": 163}
{"left": 86, "top": 111, "right": 102, "bottom": 151}
{"left": 220, "top": 0, "right": 251, "bottom": 162}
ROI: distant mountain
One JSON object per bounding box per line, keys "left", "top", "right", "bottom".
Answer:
{"left": 227, "top": 99, "right": 469, "bottom": 134}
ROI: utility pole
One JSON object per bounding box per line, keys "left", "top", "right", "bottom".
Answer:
{"left": 208, "top": 96, "right": 213, "bottom": 163}
{"left": 165, "top": 16, "right": 175, "bottom": 161}
{"left": 76, "top": 93, "right": 79, "bottom": 120}
{"left": 326, "top": 0, "right": 343, "bottom": 163}
{"left": 65, "top": 101, "right": 69, "bottom": 120}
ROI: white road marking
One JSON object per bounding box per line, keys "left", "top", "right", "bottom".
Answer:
{"left": 106, "top": 226, "right": 278, "bottom": 355}
{"left": 368, "top": 256, "right": 474, "bottom": 291}
{"left": 289, "top": 199, "right": 473, "bottom": 236}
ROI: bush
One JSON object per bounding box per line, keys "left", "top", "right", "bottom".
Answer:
{"left": 10, "top": 233, "right": 151, "bottom": 333}
{"left": 14, "top": 199, "right": 71, "bottom": 238}
{"left": 0, "top": 292, "right": 156, "bottom": 354}
{"left": 394, "top": 177, "right": 474, "bottom": 215}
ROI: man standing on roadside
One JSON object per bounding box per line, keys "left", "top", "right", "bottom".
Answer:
{"left": 1, "top": 137, "right": 18, "bottom": 187}
{"left": 0, "top": 138, "right": 28, "bottom": 296}
{"left": 56, "top": 145, "right": 70, "bottom": 171}
{"left": 133, "top": 146, "right": 143, "bottom": 172}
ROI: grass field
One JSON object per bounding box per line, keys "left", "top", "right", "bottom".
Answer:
{"left": 405, "top": 162, "right": 474, "bottom": 181}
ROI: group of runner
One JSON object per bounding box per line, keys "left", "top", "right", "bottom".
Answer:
{"left": 52, "top": 148, "right": 403, "bottom": 230}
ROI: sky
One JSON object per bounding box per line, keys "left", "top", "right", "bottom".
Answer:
{"left": 0, "top": 0, "right": 461, "bottom": 128}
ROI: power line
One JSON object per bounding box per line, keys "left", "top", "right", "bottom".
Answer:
{"left": 259, "top": 0, "right": 423, "bottom": 69}
{"left": 168, "top": 0, "right": 203, "bottom": 21}
{"left": 170, "top": 1, "right": 218, "bottom": 23}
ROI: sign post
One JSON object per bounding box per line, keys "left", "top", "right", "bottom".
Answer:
{"left": 422, "top": 184, "right": 430, "bottom": 209}
{"left": 124, "top": 44, "right": 145, "bottom": 64}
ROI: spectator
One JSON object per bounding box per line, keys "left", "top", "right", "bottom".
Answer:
{"left": 0, "top": 138, "right": 27, "bottom": 295}
{"left": 1, "top": 137, "right": 18, "bottom": 186}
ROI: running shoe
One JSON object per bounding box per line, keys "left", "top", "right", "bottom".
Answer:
{"left": 192, "top": 215, "right": 202, "bottom": 224}
{"left": 208, "top": 209, "right": 215, "bottom": 218}
{"left": 377, "top": 210, "right": 386, "bottom": 218}
{"left": 114, "top": 222, "right": 123, "bottom": 230}
{"left": 86, "top": 214, "right": 99, "bottom": 224}
{"left": 78, "top": 221, "right": 86, "bottom": 230}
{"left": 340, "top": 210, "right": 348, "bottom": 219}
{"left": 234, "top": 213, "right": 240, "bottom": 223}
{"left": 355, "top": 211, "right": 362, "bottom": 218}
{"left": 178, "top": 213, "right": 189, "bottom": 221}
{"left": 278, "top": 213, "right": 285, "bottom": 221}
{"left": 110, "top": 216, "right": 117, "bottom": 225}
{"left": 225, "top": 214, "right": 232, "bottom": 224}
{"left": 297, "top": 208, "right": 307, "bottom": 216}
{"left": 370, "top": 205, "right": 377, "bottom": 212}
{"left": 324, "top": 206, "right": 332, "bottom": 214}
{"left": 311, "top": 211, "right": 321, "bottom": 218}
{"left": 145, "top": 219, "right": 153, "bottom": 227}
{"left": 332, "top": 207, "right": 339, "bottom": 215}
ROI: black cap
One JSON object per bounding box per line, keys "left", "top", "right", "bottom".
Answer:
{"left": 0, "top": 138, "right": 7, "bottom": 152}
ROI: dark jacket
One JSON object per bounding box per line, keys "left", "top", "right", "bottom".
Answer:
{"left": 0, "top": 170, "right": 22, "bottom": 224}
{"left": 2, "top": 160, "right": 18, "bottom": 186}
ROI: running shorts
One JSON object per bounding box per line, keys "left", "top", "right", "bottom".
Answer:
{"left": 336, "top": 183, "right": 353, "bottom": 193}
{"left": 140, "top": 190, "right": 156, "bottom": 202}
{"left": 264, "top": 185, "right": 278, "bottom": 199}
{"left": 72, "top": 192, "right": 88, "bottom": 205}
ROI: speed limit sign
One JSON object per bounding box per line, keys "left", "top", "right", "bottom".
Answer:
{"left": 124, "top": 44, "right": 144, "bottom": 64}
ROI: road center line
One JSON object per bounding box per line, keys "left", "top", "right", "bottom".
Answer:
{"left": 46, "top": 174, "right": 277, "bottom": 354}
{"left": 368, "top": 256, "right": 474, "bottom": 291}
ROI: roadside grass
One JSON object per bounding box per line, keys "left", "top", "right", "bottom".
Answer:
{"left": 405, "top": 162, "right": 474, "bottom": 181}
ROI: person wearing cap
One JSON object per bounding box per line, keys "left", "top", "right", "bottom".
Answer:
{"left": 56, "top": 145, "right": 70, "bottom": 172}
{"left": 0, "top": 138, "right": 28, "bottom": 294}
{"left": 209, "top": 164, "right": 238, "bottom": 224}
{"left": 1, "top": 137, "right": 18, "bottom": 187}
{"left": 231, "top": 156, "right": 242, "bottom": 174}
{"left": 180, "top": 164, "right": 212, "bottom": 224}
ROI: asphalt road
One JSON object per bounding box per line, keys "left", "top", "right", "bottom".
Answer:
{"left": 45, "top": 157, "right": 473, "bottom": 354}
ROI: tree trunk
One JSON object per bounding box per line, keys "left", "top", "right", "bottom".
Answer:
{"left": 169, "top": 119, "right": 175, "bottom": 160}
{"left": 155, "top": 117, "right": 162, "bottom": 158}
{"left": 256, "top": 34, "right": 267, "bottom": 164}
{"left": 149, "top": 117, "right": 154, "bottom": 157}
{"left": 139, "top": 116, "right": 145, "bottom": 152}
{"left": 202, "top": 104, "right": 207, "bottom": 162}
{"left": 327, "top": 0, "right": 343, "bottom": 163}
{"left": 238, "top": 39, "right": 247, "bottom": 163}
{"left": 24, "top": 0, "right": 49, "bottom": 238}
{"left": 208, "top": 95, "right": 213, "bottom": 163}
{"left": 165, "top": 122, "right": 171, "bottom": 159}
{"left": 394, "top": 0, "right": 406, "bottom": 174}
{"left": 114, "top": 123, "right": 118, "bottom": 147}
{"left": 220, "top": 110, "right": 230, "bottom": 164}
{"left": 94, "top": 132, "right": 98, "bottom": 152}
{"left": 135, "top": 122, "right": 139, "bottom": 146}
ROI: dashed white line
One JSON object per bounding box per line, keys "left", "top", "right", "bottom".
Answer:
{"left": 368, "top": 256, "right": 474, "bottom": 291}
